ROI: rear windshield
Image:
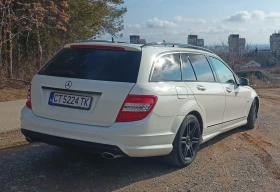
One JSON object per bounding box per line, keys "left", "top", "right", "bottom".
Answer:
{"left": 38, "top": 48, "right": 142, "bottom": 83}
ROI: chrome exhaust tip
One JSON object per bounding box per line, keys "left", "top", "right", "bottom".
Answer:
{"left": 25, "top": 137, "right": 32, "bottom": 143}
{"left": 102, "top": 152, "right": 123, "bottom": 159}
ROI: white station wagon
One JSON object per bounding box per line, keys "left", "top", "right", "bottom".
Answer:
{"left": 21, "top": 41, "right": 259, "bottom": 167}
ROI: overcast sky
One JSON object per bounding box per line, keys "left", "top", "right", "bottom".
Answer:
{"left": 100, "top": 0, "right": 280, "bottom": 45}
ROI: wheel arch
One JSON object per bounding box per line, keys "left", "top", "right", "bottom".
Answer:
{"left": 187, "top": 111, "right": 204, "bottom": 136}
{"left": 246, "top": 89, "right": 260, "bottom": 116}
{"left": 166, "top": 110, "right": 204, "bottom": 167}
{"left": 171, "top": 110, "right": 204, "bottom": 144}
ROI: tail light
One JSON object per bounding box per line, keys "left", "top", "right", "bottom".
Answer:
{"left": 116, "top": 95, "right": 158, "bottom": 122}
{"left": 26, "top": 84, "right": 32, "bottom": 110}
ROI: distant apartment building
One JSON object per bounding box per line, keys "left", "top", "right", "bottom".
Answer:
{"left": 270, "top": 32, "right": 280, "bottom": 53}
{"left": 228, "top": 34, "right": 246, "bottom": 57}
{"left": 188, "top": 35, "right": 198, "bottom": 46}
{"left": 130, "top": 35, "right": 140, "bottom": 44}
{"left": 228, "top": 34, "right": 239, "bottom": 57}
{"left": 138, "top": 39, "right": 147, "bottom": 44}
{"left": 188, "top": 35, "right": 204, "bottom": 47}
{"left": 197, "top": 39, "right": 204, "bottom": 47}
{"left": 239, "top": 38, "right": 246, "bottom": 55}
{"left": 129, "top": 35, "right": 146, "bottom": 44}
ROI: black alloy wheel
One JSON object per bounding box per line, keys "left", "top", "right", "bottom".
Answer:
{"left": 166, "top": 115, "right": 201, "bottom": 167}
{"left": 246, "top": 99, "right": 258, "bottom": 129}
{"left": 252, "top": 101, "right": 257, "bottom": 124}
{"left": 180, "top": 120, "right": 200, "bottom": 162}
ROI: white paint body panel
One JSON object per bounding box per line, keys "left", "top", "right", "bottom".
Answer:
{"left": 31, "top": 75, "right": 134, "bottom": 127}
{"left": 185, "top": 82, "right": 226, "bottom": 134}
{"left": 21, "top": 42, "right": 259, "bottom": 157}
{"left": 220, "top": 84, "right": 248, "bottom": 122}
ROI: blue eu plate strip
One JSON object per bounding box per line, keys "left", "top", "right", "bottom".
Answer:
{"left": 49, "top": 92, "right": 55, "bottom": 104}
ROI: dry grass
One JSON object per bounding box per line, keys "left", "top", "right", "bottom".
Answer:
{"left": 271, "top": 68, "right": 280, "bottom": 74}
{"left": 0, "top": 78, "right": 29, "bottom": 88}
{"left": 248, "top": 74, "right": 280, "bottom": 89}
{"left": 254, "top": 84, "right": 280, "bottom": 89}
{"left": 0, "top": 88, "right": 26, "bottom": 102}
{"left": 0, "top": 78, "right": 28, "bottom": 102}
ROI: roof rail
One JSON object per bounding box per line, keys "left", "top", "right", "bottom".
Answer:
{"left": 141, "top": 42, "right": 214, "bottom": 54}
{"left": 76, "top": 39, "right": 111, "bottom": 43}
{"left": 75, "top": 39, "right": 130, "bottom": 44}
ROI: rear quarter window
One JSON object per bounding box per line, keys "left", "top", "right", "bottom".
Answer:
{"left": 150, "top": 53, "right": 181, "bottom": 82}
{"left": 39, "top": 48, "right": 142, "bottom": 83}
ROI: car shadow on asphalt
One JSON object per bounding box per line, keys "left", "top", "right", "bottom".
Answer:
{"left": 0, "top": 126, "right": 248, "bottom": 191}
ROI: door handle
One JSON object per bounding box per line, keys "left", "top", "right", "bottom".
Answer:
{"left": 226, "top": 87, "right": 232, "bottom": 93}
{"left": 197, "top": 85, "right": 206, "bottom": 91}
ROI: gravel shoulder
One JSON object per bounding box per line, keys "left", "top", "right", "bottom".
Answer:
{"left": 0, "top": 100, "right": 26, "bottom": 134}
{"left": 0, "top": 88, "right": 280, "bottom": 191}
{"left": 0, "top": 99, "right": 27, "bottom": 149}
{"left": 0, "top": 130, "right": 27, "bottom": 149}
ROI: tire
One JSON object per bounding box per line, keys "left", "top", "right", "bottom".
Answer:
{"left": 246, "top": 99, "right": 258, "bottom": 130}
{"left": 165, "top": 115, "right": 201, "bottom": 167}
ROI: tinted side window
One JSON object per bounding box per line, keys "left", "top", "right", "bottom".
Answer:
{"left": 188, "top": 54, "right": 215, "bottom": 82}
{"left": 151, "top": 54, "right": 181, "bottom": 81}
{"left": 181, "top": 54, "right": 196, "bottom": 81}
{"left": 209, "top": 57, "right": 236, "bottom": 84}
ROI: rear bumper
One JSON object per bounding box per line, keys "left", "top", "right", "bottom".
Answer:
{"left": 21, "top": 107, "right": 184, "bottom": 157}
{"left": 21, "top": 129, "right": 125, "bottom": 155}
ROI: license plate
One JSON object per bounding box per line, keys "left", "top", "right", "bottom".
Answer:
{"left": 48, "top": 92, "right": 92, "bottom": 110}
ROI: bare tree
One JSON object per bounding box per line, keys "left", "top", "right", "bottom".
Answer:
{"left": 214, "top": 40, "right": 243, "bottom": 72}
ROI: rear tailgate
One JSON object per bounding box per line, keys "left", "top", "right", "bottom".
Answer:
{"left": 31, "top": 45, "right": 142, "bottom": 127}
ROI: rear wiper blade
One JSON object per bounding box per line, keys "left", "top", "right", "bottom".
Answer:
{"left": 49, "top": 70, "right": 77, "bottom": 78}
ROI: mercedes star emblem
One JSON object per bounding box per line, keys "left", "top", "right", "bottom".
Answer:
{"left": 65, "top": 81, "right": 72, "bottom": 89}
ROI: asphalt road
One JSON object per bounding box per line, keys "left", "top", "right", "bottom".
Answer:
{"left": 1, "top": 89, "right": 280, "bottom": 192}
{"left": 0, "top": 100, "right": 25, "bottom": 133}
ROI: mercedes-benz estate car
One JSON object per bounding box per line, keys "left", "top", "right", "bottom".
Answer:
{"left": 21, "top": 41, "right": 259, "bottom": 167}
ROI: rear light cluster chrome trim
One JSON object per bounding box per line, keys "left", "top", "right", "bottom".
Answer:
{"left": 26, "top": 84, "right": 32, "bottom": 110}
{"left": 116, "top": 95, "right": 158, "bottom": 122}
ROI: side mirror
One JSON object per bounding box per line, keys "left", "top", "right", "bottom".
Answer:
{"left": 239, "top": 77, "right": 249, "bottom": 86}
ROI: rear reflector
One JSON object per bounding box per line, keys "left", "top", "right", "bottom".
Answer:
{"left": 70, "top": 44, "right": 125, "bottom": 51}
{"left": 26, "top": 84, "right": 32, "bottom": 110}
{"left": 116, "top": 95, "right": 158, "bottom": 122}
